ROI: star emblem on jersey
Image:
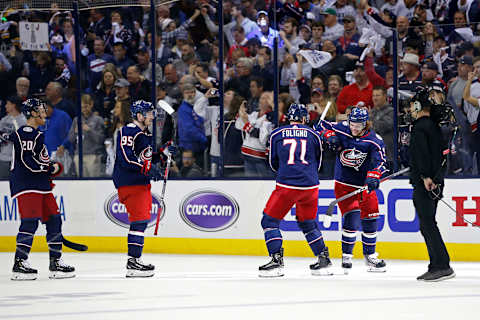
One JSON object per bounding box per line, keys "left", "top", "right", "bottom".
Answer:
{"left": 340, "top": 148, "right": 367, "bottom": 171}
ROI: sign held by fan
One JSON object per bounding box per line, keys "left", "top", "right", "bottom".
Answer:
{"left": 19, "top": 22, "right": 49, "bottom": 51}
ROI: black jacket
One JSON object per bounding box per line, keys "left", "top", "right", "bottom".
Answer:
{"left": 409, "top": 116, "right": 448, "bottom": 187}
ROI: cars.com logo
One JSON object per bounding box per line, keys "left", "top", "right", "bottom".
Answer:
{"left": 180, "top": 190, "right": 239, "bottom": 232}
{"left": 104, "top": 193, "right": 165, "bottom": 228}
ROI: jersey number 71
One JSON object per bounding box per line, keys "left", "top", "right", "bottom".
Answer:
{"left": 283, "top": 139, "right": 308, "bottom": 165}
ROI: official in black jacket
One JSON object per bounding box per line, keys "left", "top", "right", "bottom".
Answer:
{"left": 408, "top": 88, "right": 455, "bottom": 282}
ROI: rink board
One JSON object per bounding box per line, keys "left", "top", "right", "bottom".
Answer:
{"left": 0, "top": 179, "right": 479, "bottom": 261}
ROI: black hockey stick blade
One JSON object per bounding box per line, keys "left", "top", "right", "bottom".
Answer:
{"left": 62, "top": 237, "right": 88, "bottom": 251}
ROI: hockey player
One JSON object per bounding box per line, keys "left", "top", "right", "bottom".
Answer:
{"left": 259, "top": 103, "right": 332, "bottom": 277}
{"left": 317, "top": 107, "right": 388, "bottom": 273}
{"left": 113, "top": 100, "right": 175, "bottom": 278}
{"left": 10, "top": 98, "right": 75, "bottom": 280}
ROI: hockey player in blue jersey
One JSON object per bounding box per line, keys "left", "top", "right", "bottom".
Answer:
{"left": 10, "top": 98, "right": 75, "bottom": 280}
{"left": 317, "top": 107, "right": 388, "bottom": 273}
{"left": 113, "top": 100, "right": 175, "bottom": 278}
{"left": 259, "top": 103, "right": 332, "bottom": 277}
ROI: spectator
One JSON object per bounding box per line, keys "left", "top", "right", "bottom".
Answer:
{"left": 336, "top": 15, "right": 362, "bottom": 60}
{"left": 94, "top": 69, "right": 119, "bottom": 120}
{"left": 299, "top": 24, "right": 312, "bottom": 42}
{"left": 246, "top": 11, "right": 282, "bottom": 49}
{"left": 87, "top": 9, "right": 111, "bottom": 47}
{"left": 127, "top": 65, "right": 151, "bottom": 102}
{"left": 235, "top": 91, "right": 274, "bottom": 177}
{"left": 15, "top": 77, "right": 30, "bottom": 101}
{"left": 326, "top": 74, "right": 343, "bottom": 101}
{"left": 40, "top": 102, "right": 72, "bottom": 161}
{"left": 53, "top": 55, "right": 71, "bottom": 88}
{"left": 320, "top": 8, "right": 344, "bottom": 42}
{"left": 227, "top": 26, "right": 250, "bottom": 65}
{"left": 225, "top": 5, "right": 258, "bottom": 47}
{"left": 279, "top": 17, "right": 306, "bottom": 59}
{"left": 332, "top": 0, "right": 357, "bottom": 25}
{"left": 146, "top": 32, "right": 177, "bottom": 68}
{"left": 0, "top": 96, "right": 26, "bottom": 178}
{"left": 136, "top": 46, "right": 163, "bottom": 85}
{"left": 45, "top": 81, "right": 76, "bottom": 119}
{"left": 336, "top": 61, "right": 374, "bottom": 113}
{"left": 448, "top": 56, "right": 473, "bottom": 108}
{"left": 112, "top": 42, "right": 135, "bottom": 76}
{"left": 447, "top": 11, "right": 469, "bottom": 46}
{"left": 278, "top": 93, "right": 295, "bottom": 126}
{"left": 398, "top": 53, "right": 422, "bottom": 96}
{"left": 106, "top": 11, "right": 134, "bottom": 53}
{"left": 252, "top": 46, "right": 274, "bottom": 90}
{"left": 175, "top": 42, "right": 199, "bottom": 76}
{"left": 161, "top": 9, "right": 201, "bottom": 48}
{"left": 193, "top": 62, "right": 218, "bottom": 93}
{"left": 28, "top": 52, "right": 55, "bottom": 96}
{"left": 64, "top": 94, "right": 105, "bottom": 177}
{"left": 248, "top": 77, "right": 264, "bottom": 113}
{"left": 313, "top": 40, "right": 353, "bottom": 82}
{"left": 393, "top": 16, "right": 420, "bottom": 56}
{"left": 421, "top": 61, "right": 447, "bottom": 91}
{"left": 87, "top": 37, "right": 114, "bottom": 91}
{"left": 171, "top": 149, "right": 203, "bottom": 178}
{"left": 164, "top": 63, "right": 182, "bottom": 105}
{"left": 178, "top": 83, "right": 207, "bottom": 167}
{"left": 370, "top": 86, "right": 394, "bottom": 170}
{"left": 226, "top": 57, "right": 254, "bottom": 100}
{"left": 306, "top": 21, "right": 324, "bottom": 51}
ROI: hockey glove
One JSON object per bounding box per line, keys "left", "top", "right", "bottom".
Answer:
{"left": 365, "top": 171, "right": 381, "bottom": 192}
{"left": 320, "top": 130, "right": 340, "bottom": 151}
{"left": 148, "top": 164, "right": 163, "bottom": 181}
{"left": 48, "top": 162, "right": 64, "bottom": 178}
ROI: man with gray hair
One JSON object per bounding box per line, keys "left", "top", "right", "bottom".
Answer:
{"left": 45, "top": 81, "right": 75, "bottom": 119}
{"left": 226, "top": 57, "right": 254, "bottom": 99}
{"left": 178, "top": 83, "right": 207, "bottom": 169}
{"left": 16, "top": 77, "right": 30, "bottom": 101}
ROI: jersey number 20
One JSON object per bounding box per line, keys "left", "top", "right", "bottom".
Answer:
{"left": 283, "top": 139, "right": 308, "bottom": 165}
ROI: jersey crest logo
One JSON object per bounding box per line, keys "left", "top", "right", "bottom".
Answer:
{"left": 340, "top": 148, "right": 367, "bottom": 171}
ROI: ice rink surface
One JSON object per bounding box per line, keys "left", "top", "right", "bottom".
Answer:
{"left": 0, "top": 253, "right": 479, "bottom": 320}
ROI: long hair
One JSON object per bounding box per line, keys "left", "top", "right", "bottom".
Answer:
{"left": 226, "top": 93, "right": 245, "bottom": 121}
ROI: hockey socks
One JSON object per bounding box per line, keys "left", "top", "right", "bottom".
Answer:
{"left": 46, "top": 215, "right": 63, "bottom": 260}
{"left": 361, "top": 218, "right": 378, "bottom": 255}
{"left": 15, "top": 219, "right": 39, "bottom": 260}
{"left": 261, "top": 213, "right": 282, "bottom": 255}
{"left": 297, "top": 219, "right": 325, "bottom": 256}
{"left": 341, "top": 211, "right": 360, "bottom": 254}
{"left": 128, "top": 221, "right": 147, "bottom": 258}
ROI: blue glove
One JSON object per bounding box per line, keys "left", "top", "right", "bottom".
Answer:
{"left": 320, "top": 130, "right": 340, "bottom": 150}
{"left": 161, "top": 141, "right": 177, "bottom": 157}
{"left": 148, "top": 164, "right": 163, "bottom": 181}
{"left": 365, "top": 171, "right": 381, "bottom": 192}
{"left": 167, "top": 144, "right": 177, "bottom": 156}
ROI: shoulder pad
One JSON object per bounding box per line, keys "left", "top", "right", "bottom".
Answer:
{"left": 341, "top": 121, "right": 348, "bottom": 126}
{"left": 23, "top": 127, "right": 33, "bottom": 133}
{"left": 375, "top": 133, "right": 383, "bottom": 140}
{"left": 127, "top": 123, "right": 136, "bottom": 128}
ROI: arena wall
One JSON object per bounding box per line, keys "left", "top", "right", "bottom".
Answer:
{"left": 0, "top": 180, "right": 479, "bottom": 261}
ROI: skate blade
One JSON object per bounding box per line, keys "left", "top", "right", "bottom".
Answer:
{"left": 11, "top": 272, "right": 37, "bottom": 281}
{"left": 49, "top": 271, "right": 76, "bottom": 279}
{"left": 311, "top": 267, "right": 333, "bottom": 276}
{"left": 343, "top": 268, "right": 351, "bottom": 275}
{"left": 259, "top": 268, "right": 284, "bottom": 278}
{"left": 367, "top": 266, "right": 386, "bottom": 273}
{"left": 423, "top": 272, "right": 456, "bottom": 282}
{"left": 126, "top": 269, "right": 155, "bottom": 278}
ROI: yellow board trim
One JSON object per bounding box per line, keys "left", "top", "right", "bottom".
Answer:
{"left": 1, "top": 236, "right": 479, "bottom": 261}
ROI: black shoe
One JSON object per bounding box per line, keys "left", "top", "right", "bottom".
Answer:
{"left": 310, "top": 247, "right": 333, "bottom": 276}
{"left": 49, "top": 258, "right": 75, "bottom": 279}
{"left": 126, "top": 257, "right": 155, "bottom": 278}
{"left": 342, "top": 254, "right": 353, "bottom": 274}
{"left": 365, "top": 252, "right": 386, "bottom": 272}
{"left": 259, "top": 248, "right": 284, "bottom": 277}
{"left": 416, "top": 271, "right": 431, "bottom": 281}
{"left": 11, "top": 258, "right": 38, "bottom": 281}
{"left": 423, "top": 268, "right": 455, "bottom": 282}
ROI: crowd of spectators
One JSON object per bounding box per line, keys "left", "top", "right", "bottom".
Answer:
{"left": 0, "top": 0, "right": 479, "bottom": 178}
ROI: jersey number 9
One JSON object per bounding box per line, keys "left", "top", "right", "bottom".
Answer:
{"left": 283, "top": 139, "right": 308, "bottom": 165}
{"left": 121, "top": 136, "right": 134, "bottom": 147}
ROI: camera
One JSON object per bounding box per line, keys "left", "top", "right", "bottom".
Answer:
{"left": 209, "top": 88, "right": 219, "bottom": 96}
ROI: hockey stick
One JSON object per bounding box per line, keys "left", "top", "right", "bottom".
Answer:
{"left": 323, "top": 167, "right": 410, "bottom": 228}
{"left": 62, "top": 237, "right": 88, "bottom": 251}
{"left": 154, "top": 153, "right": 172, "bottom": 236}
{"left": 320, "top": 101, "right": 331, "bottom": 121}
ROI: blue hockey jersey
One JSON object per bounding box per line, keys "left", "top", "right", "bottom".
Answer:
{"left": 113, "top": 123, "right": 152, "bottom": 189}
{"left": 316, "top": 120, "right": 387, "bottom": 187}
{"left": 269, "top": 124, "right": 322, "bottom": 188}
{"left": 9, "top": 126, "right": 52, "bottom": 197}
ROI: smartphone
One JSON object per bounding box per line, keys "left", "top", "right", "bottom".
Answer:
{"left": 210, "top": 88, "right": 219, "bottom": 96}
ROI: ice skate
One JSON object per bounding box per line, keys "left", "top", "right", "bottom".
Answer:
{"left": 342, "top": 253, "right": 353, "bottom": 274}
{"left": 365, "top": 252, "right": 386, "bottom": 272}
{"left": 49, "top": 258, "right": 76, "bottom": 279}
{"left": 126, "top": 257, "right": 155, "bottom": 278}
{"left": 259, "top": 248, "right": 284, "bottom": 277}
{"left": 11, "top": 258, "right": 37, "bottom": 281}
{"left": 310, "top": 248, "right": 333, "bottom": 276}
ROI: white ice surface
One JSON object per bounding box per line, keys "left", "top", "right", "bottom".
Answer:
{"left": 0, "top": 253, "right": 479, "bottom": 320}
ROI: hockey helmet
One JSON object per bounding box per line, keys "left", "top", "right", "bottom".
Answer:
{"left": 287, "top": 103, "right": 309, "bottom": 122}
{"left": 22, "top": 98, "right": 46, "bottom": 119}
{"left": 348, "top": 106, "right": 369, "bottom": 123}
{"left": 130, "top": 100, "right": 155, "bottom": 120}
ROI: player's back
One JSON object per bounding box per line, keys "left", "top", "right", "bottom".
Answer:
{"left": 113, "top": 123, "right": 151, "bottom": 188}
{"left": 10, "top": 125, "right": 51, "bottom": 197}
{"left": 269, "top": 124, "right": 322, "bottom": 188}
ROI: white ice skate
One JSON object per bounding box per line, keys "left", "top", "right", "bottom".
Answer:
{"left": 342, "top": 253, "right": 353, "bottom": 274}
{"left": 259, "top": 249, "right": 284, "bottom": 278}
{"left": 365, "top": 252, "right": 386, "bottom": 273}
{"left": 11, "top": 259, "right": 37, "bottom": 281}
{"left": 126, "top": 257, "right": 155, "bottom": 278}
{"left": 49, "top": 258, "right": 76, "bottom": 279}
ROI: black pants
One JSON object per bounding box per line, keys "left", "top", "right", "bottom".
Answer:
{"left": 413, "top": 185, "right": 451, "bottom": 272}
